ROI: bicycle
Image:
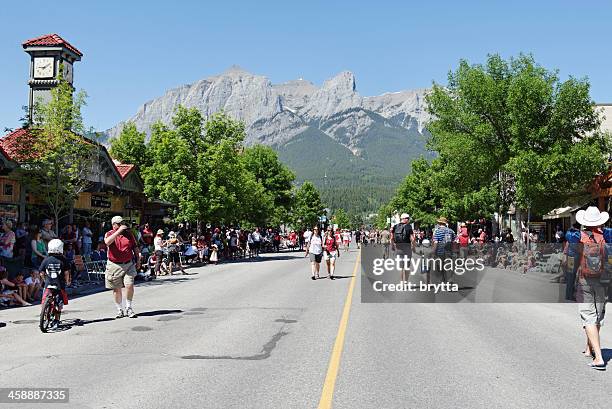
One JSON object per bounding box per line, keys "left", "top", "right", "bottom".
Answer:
{"left": 39, "top": 285, "right": 63, "bottom": 332}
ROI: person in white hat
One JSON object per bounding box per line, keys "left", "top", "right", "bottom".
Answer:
{"left": 575, "top": 206, "right": 609, "bottom": 370}
{"left": 153, "top": 229, "right": 166, "bottom": 278}
{"left": 103, "top": 215, "right": 141, "bottom": 318}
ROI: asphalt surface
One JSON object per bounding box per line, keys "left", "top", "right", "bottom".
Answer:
{"left": 1, "top": 247, "right": 611, "bottom": 409}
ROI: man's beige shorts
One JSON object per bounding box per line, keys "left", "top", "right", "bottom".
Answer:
{"left": 577, "top": 277, "right": 608, "bottom": 327}
{"left": 105, "top": 260, "right": 137, "bottom": 289}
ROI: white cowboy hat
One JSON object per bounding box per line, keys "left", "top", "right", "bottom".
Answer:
{"left": 400, "top": 213, "right": 410, "bottom": 220}
{"left": 576, "top": 206, "right": 609, "bottom": 227}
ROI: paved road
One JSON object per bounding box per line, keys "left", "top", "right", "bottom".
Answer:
{"left": 1, "top": 247, "right": 611, "bottom": 409}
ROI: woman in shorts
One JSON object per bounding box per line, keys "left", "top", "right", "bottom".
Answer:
{"left": 324, "top": 227, "right": 340, "bottom": 279}
{"left": 305, "top": 226, "right": 323, "bottom": 280}
{"left": 342, "top": 230, "right": 351, "bottom": 251}
{"left": 166, "top": 231, "right": 186, "bottom": 275}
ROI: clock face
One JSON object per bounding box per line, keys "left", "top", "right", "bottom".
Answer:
{"left": 63, "top": 62, "right": 73, "bottom": 83}
{"left": 34, "top": 57, "right": 54, "bottom": 78}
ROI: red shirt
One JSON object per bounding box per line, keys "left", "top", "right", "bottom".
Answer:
{"left": 325, "top": 236, "right": 338, "bottom": 253}
{"left": 141, "top": 227, "right": 154, "bottom": 245}
{"left": 105, "top": 229, "right": 137, "bottom": 263}
{"left": 459, "top": 227, "right": 469, "bottom": 247}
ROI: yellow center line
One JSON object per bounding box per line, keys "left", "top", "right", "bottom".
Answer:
{"left": 317, "top": 250, "right": 361, "bottom": 409}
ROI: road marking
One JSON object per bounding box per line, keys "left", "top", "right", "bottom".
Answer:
{"left": 317, "top": 250, "right": 360, "bottom": 409}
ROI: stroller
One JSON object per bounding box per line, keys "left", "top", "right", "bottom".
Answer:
{"left": 182, "top": 244, "right": 199, "bottom": 264}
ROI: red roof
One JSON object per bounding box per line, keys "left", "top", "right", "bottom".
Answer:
{"left": 113, "top": 160, "right": 136, "bottom": 180}
{"left": 22, "top": 34, "right": 83, "bottom": 57}
{"left": 0, "top": 129, "right": 137, "bottom": 182}
{"left": 0, "top": 128, "right": 37, "bottom": 161}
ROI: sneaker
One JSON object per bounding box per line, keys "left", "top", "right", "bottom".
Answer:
{"left": 50, "top": 320, "right": 60, "bottom": 330}
{"left": 126, "top": 307, "right": 137, "bottom": 318}
{"left": 115, "top": 309, "right": 125, "bottom": 319}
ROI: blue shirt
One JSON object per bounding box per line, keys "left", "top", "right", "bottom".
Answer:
{"left": 565, "top": 228, "right": 581, "bottom": 257}
{"left": 433, "top": 226, "right": 456, "bottom": 255}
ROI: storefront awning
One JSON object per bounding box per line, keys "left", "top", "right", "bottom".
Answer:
{"left": 543, "top": 203, "right": 585, "bottom": 220}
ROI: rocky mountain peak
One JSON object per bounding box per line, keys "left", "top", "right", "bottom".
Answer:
{"left": 321, "top": 71, "right": 356, "bottom": 93}
{"left": 106, "top": 68, "right": 431, "bottom": 153}
{"left": 223, "top": 65, "right": 251, "bottom": 75}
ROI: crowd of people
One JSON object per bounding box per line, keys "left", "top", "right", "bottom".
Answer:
{"left": 4, "top": 207, "right": 612, "bottom": 371}
{"left": 364, "top": 208, "right": 612, "bottom": 371}
{"left": 0, "top": 217, "right": 314, "bottom": 310}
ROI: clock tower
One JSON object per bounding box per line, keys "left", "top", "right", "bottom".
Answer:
{"left": 22, "top": 34, "right": 83, "bottom": 124}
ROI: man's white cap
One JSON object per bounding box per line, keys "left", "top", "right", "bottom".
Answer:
{"left": 400, "top": 213, "right": 410, "bottom": 219}
{"left": 111, "top": 215, "right": 124, "bottom": 225}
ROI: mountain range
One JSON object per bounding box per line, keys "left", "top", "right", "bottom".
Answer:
{"left": 106, "top": 67, "right": 433, "bottom": 214}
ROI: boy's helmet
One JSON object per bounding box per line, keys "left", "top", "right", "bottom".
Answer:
{"left": 48, "top": 239, "right": 64, "bottom": 254}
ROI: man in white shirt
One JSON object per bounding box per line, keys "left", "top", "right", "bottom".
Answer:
{"left": 303, "top": 228, "right": 313, "bottom": 246}
{"left": 251, "top": 228, "right": 262, "bottom": 257}
{"left": 153, "top": 229, "right": 165, "bottom": 279}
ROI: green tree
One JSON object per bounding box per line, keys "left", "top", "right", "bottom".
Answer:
{"left": 15, "top": 74, "right": 96, "bottom": 231}
{"left": 292, "top": 181, "right": 324, "bottom": 230}
{"left": 142, "top": 108, "right": 272, "bottom": 226}
{"left": 108, "top": 122, "right": 148, "bottom": 169}
{"left": 205, "top": 137, "right": 271, "bottom": 226}
{"left": 241, "top": 145, "right": 295, "bottom": 225}
{"left": 332, "top": 208, "right": 350, "bottom": 229}
{"left": 426, "top": 53, "right": 609, "bottom": 215}
{"left": 202, "top": 112, "right": 272, "bottom": 226}
{"left": 142, "top": 107, "right": 208, "bottom": 223}
{"left": 349, "top": 212, "right": 364, "bottom": 230}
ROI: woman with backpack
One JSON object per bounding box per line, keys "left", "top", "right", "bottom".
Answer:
{"left": 575, "top": 206, "right": 609, "bottom": 370}
{"left": 166, "top": 231, "right": 187, "bottom": 275}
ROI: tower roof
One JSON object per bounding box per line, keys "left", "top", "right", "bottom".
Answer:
{"left": 22, "top": 34, "right": 83, "bottom": 57}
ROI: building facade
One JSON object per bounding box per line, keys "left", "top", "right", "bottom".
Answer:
{"left": 0, "top": 34, "right": 172, "bottom": 227}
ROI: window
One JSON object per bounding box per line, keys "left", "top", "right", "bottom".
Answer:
{"left": 4, "top": 183, "right": 13, "bottom": 197}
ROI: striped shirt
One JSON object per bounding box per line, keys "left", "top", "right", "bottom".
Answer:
{"left": 433, "top": 226, "right": 456, "bottom": 255}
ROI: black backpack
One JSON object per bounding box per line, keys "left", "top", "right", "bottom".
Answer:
{"left": 394, "top": 223, "right": 411, "bottom": 244}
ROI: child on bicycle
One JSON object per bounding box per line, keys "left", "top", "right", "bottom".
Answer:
{"left": 40, "top": 239, "right": 71, "bottom": 329}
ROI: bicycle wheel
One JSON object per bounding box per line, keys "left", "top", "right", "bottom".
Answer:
{"left": 39, "top": 296, "right": 54, "bottom": 333}
{"left": 54, "top": 293, "right": 62, "bottom": 324}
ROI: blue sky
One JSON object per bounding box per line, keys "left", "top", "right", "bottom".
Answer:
{"left": 1, "top": 0, "right": 611, "bottom": 132}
